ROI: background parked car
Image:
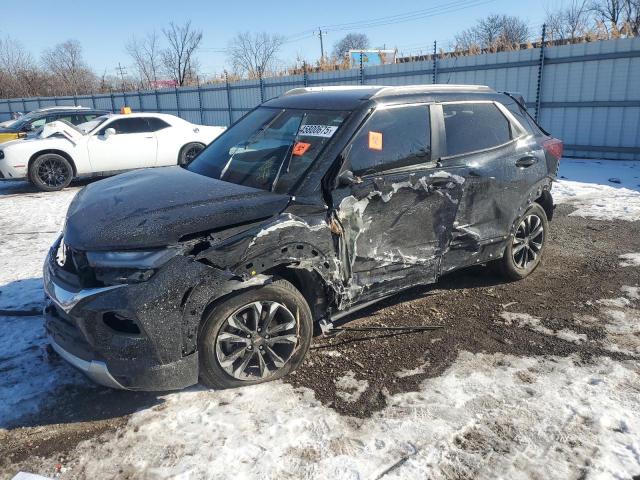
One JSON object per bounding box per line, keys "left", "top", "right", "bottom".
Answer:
{"left": 0, "top": 112, "right": 226, "bottom": 190}
{"left": 0, "top": 106, "right": 108, "bottom": 144}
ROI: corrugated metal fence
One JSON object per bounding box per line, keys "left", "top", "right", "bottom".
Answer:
{"left": 1, "top": 37, "right": 639, "bottom": 160}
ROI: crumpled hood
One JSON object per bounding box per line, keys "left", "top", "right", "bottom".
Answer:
{"left": 64, "top": 167, "right": 290, "bottom": 250}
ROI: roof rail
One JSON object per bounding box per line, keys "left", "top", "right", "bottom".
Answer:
{"left": 283, "top": 86, "right": 383, "bottom": 96}
{"left": 372, "top": 84, "right": 493, "bottom": 97}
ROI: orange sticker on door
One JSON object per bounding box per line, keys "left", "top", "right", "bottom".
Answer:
{"left": 368, "top": 131, "right": 383, "bottom": 151}
{"left": 292, "top": 141, "right": 311, "bottom": 156}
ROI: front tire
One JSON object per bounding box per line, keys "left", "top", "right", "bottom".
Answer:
{"left": 198, "top": 279, "right": 313, "bottom": 389}
{"left": 29, "top": 153, "right": 73, "bottom": 191}
{"left": 178, "top": 142, "right": 205, "bottom": 166}
{"left": 494, "top": 203, "right": 548, "bottom": 281}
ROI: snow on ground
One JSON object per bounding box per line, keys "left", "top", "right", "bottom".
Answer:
{"left": 63, "top": 352, "right": 640, "bottom": 480}
{"left": 553, "top": 159, "right": 640, "bottom": 222}
{"left": 619, "top": 253, "right": 640, "bottom": 267}
{"left": 0, "top": 181, "right": 79, "bottom": 311}
{"left": 1, "top": 160, "right": 640, "bottom": 478}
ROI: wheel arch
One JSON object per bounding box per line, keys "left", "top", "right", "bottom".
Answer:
{"left": 178, "top": 141, "right": 206, "bottom": 163}
{"left": 28, "top": 149, "right": 77, "bottom": 177}
{"left": 534, "top": 189, "right": 554, "bottom": 221}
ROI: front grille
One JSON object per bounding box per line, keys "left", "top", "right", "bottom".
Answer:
{"left": 52, "top": 241, "right": 101, "bottom": 288}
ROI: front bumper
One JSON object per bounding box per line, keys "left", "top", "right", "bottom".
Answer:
{"left": 0, "top": 149, "right": 28, "bottom": 179}
{"left": 49, "top": 336, "right": 126, "bottom": 389}
{"left": 43, "top": 247, "right": 204, "bottom": 391}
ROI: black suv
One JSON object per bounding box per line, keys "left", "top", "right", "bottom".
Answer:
{"left": 44, "top": 85, "right": 562, "bottom": 391}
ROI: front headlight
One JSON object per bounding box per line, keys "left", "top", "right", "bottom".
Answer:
{"left": 86, "top": 248, "right": 182, "bottom": 269}
{"left": 86, "top": 247, "right": 184, "bottom": 285}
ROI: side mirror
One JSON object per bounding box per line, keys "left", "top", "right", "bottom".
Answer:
{"left": 338, "top": 169, "right": 358, "bottom": 187}
{"left": 104, "top": 127, "right": 116, "bottom": 138}
{"left": 22, "top": 124, "right": 34, "bottom": 132}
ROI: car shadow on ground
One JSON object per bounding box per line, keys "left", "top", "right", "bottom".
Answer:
{"left": 330, "top": 264, "right": 508, "bottom": 332}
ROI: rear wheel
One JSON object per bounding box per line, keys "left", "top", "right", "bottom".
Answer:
{"left": 493, "top": 203, "right": 548, "bottom": 280}
{"left": 198, "top": 279, "right": 313, "bottom": 389}
{"left": 29, "top": 153, "right": 73, "bottom": 191}
{"left": 178, "top": 142, "right": 205, "bottom": 166}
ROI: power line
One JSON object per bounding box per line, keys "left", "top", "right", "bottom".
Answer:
{"left": 318, "top": 0, "right": 497, "bottom": 32}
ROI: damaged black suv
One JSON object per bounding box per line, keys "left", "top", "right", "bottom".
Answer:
{"left": 44, "top": 85, "right": 563, "bottom": 391}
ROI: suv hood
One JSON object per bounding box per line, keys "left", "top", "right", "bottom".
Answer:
{"left": 64, "top": 167, "right": 291, "bottom": 250}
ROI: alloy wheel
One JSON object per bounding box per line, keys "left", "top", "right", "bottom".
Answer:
{"left": 37, "top": 158, "right": 70, "bottom": 188}
{"left": 512, "top": 214, "right": 544, "bottom": 269}
{"left": 215, "top": 301, "right": 299, "bottom": 380}
{"left": 184, "top": 145, "right": 204, "bottom": 164}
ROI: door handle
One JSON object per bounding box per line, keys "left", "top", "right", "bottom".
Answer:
{"left": 144, "top": 136, "right": 154, "bottom": 139}
{"left": 516, "top": 155, "right": 537, "bottom": 167}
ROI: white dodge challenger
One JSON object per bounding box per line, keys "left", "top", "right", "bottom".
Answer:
{"left": 0, "top": 113, "right": 225, "bottom": 191}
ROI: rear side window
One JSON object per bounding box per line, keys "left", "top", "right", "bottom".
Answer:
{"left": 147, "top": 117, "right": 171, "bottom": 131}
{"left": 348, "top": 105, "right": 430, "bottom": 176}
{"left": 98, "top": 118, "right": 151, "bottom": 135}
{"left": 443, "top": 103, "right": 511, "bottom": 157}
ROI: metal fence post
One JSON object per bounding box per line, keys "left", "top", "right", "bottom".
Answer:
{"left": 175, "top": 86, "right": 181, "bottom": 118}
{"left": 359, "top": 52, "right": 365, "bottom": 85}
{"left": 110, "top": 91, "right": 115, "bottom": 112}
{"left": 196, "top": 78, "right": 204, "bottom": 124}
{"left": 535, "top": 24, "right": 547, "bottom": 121}
{"left": 154, "top": 89, "right": 160, "bottom": 111}
{"left": 303, "top": 62, "right": 308, "bottom": 87}
{"left": 433, "top": 41, "right": 438, "bottom": 84}
{"left": 137, "top": 90, "right": 143, "bottom": 112}
{"left": 259, "top": 70, "right": 265, "bottom": 103}
{"left": 225, "top": 71, "right": 233, "bottom": 125}
{"left": 123, "top": 90, "right": 127, "bottom": 109}
{"left": 21, "top": 98, "right": 27, "bottom": 112}
{"left": 7, "top": 100, "right": 13, "bottom": 116}
{"left": 90, "top": 93, "right": 96, "bottom": 109}
{"left": 37, "top": 97, "right": 42, "bottom": 108}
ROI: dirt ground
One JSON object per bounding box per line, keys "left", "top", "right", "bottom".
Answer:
{"left": 1, "top": 204, "right": 639, "bottom": 477}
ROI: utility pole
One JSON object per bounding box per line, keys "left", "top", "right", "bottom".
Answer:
{"left": 116, "top": 63, "right": 127, "bottom": 90}
{"left": 317, "top": 28, "right": 326, "bottom": 61}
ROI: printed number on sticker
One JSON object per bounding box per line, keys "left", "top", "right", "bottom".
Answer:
{"left": 298, "top": 125, "right": 338, "bottom": 137}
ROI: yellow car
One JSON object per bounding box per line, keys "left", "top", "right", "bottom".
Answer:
{"left": 0, "top": 107, "right": 108, "bottom": 144}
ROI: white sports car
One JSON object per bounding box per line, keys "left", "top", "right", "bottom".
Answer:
{"left": 0, "top": 113, "right": 225, "bottom": 191}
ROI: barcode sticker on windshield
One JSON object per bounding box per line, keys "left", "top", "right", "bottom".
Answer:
{"left": 298, "top": 124, "right": 338, "bottom": 137}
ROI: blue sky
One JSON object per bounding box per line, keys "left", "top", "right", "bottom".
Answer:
{"left": 8, "top": 0, "right": 566, "bottom": 78}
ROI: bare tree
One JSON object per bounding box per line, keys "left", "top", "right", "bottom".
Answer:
{"left": 547, "top": 0, "right": 592, "bottom": 41}
{"left": 332, "top": 33, "right": 370, "bottom": 59}
{"left": 454, "top": 14, "right": 529, "bottom": 51}
{"left": 161, "top": 21, "right": 202, "bottom": 86}
{"left": 228, "top": 32, "right": 285, "bottom": 78}
{"left": 622, "top": 0, "right": 640, "bottom": 34}
{"left": 590, "top": 0, "right": 624, "bottom": 32}
{"left": 41, "top": 39, "right": 96, "bottom": 95}
{"left": 126, "top": 31, "right": 162, "bottom": 88}
{"left": 0, "top": 36, "right": 45, "bottom": 98}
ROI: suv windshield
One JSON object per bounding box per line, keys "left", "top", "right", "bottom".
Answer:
{"left": 187, "top": 107, "right": 349, "bottom": 193}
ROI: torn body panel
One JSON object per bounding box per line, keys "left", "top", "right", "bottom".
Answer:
{"left": 331, "top": 169, "right": 464, "bottom": 306}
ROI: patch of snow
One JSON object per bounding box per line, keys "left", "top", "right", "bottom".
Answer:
{"left": 498, "top": 312, "right": 587, "bottom": 344}
{"left": 621, "top": 286, "right": 640, "bottom": 300}
{"left": 0, "top": 184, "right": 79, "bottom": 310}
{"left": 552, "top": 180, "right": 640, "bottom": 222}
{"left": 558, "top": 159, "right": 640, "bottom": 192}
{"left": 597, "top": 297, "right": 632, "bottom": 308}
{"left": 0, "top": 314, "right": 86, "bottom": 426}
{"left": 56, "top": 352, "right": 640, "bottom": 480}
{"left": 335, "top": 370, "right": 369, "bottom": 402}
{"left": 619, "top": 253, "right": 640, "bottom": 267}
{"left": 395, "top": 361, "right": 431, "bottom": 378}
